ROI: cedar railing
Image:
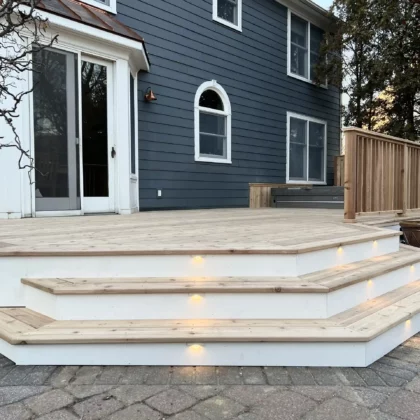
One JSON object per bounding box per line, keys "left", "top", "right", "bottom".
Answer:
{"left": 344, "top": 127, "right": 420, "bottom": 221}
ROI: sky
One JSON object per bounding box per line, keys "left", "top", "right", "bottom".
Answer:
{"left": 313, "top": 0, "right": 333, "bottom": 9}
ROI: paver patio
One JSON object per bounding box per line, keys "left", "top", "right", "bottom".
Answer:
{"left": 0, "top": 335, "right": 419, "bottom": 419}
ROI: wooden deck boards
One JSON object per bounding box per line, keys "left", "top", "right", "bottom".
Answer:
{"left": 21, "top": 249, "right": 420, "bottom": 295}
{"left": 2, "top": 281, "right": 420, "bottom": 345}
{"left": 0, "top": 208, "right": 402, "bottom": 256}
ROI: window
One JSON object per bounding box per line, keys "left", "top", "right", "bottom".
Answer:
{"left": 288, "top": 11, "right": 325, "bottom": 84}
{"left": 194, "top": 81, "right": 232, "bottom": 164}
{"left": 213, "top": 0, "right": 242, "bottom": 31}
{"left": 287, "top": 112, "right": 327, "bottom": 184}
{"left": 81, "top": 0, "right": 116, "bottom": 14}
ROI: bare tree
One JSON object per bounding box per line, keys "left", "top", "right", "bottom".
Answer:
{"left": 0, "top": 0, "right": 56, "bottom": 171}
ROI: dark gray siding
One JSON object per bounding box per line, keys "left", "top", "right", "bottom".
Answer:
{"left": 117, "top": 0, "right": 341, "bottom": 210}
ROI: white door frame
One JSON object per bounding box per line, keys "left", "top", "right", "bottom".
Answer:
{"left": 80, "top": 55, "right": 116, "bottom": 214}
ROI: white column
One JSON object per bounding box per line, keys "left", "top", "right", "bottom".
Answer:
{"left": 114, "top": 59, "right": 131, "bottom": 214}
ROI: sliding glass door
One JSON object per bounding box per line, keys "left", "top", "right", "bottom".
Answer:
{"left": 33, "top": 48, "right": 115, "bottom": 214}
{"left": 33, "top": 48, "right": 81, "bottom": 212}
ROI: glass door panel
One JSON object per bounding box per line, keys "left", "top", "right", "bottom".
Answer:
{"left": 33, "top": 48, "right": 80, "bottom": 212}
{"left": 81, "top": 57, "right": 114, "bottom": 213}
{"left": 81, "top": 61, "right": 109, "bottom": 198}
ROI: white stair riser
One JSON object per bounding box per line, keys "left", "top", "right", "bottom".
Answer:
{"left": 0, "top": 236, "right": 399, "bottom": 306}
{"left": 2, "top": 312, "right": 419, "bottom": 367}
{"left": 23, "top": 262, "right": 420, "bottom": 320}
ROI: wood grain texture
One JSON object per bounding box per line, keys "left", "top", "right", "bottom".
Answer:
{"left": 344, "top": 128, "right": 420, "bottom": 220}
{"left": 2, "top": 281, "right": 420, "bottom": 345}
{"left": 21, "top": 249, "right": 420, "bottom": 295}
{"left": 0, "top": 208, "right": 400, "bottom": 257}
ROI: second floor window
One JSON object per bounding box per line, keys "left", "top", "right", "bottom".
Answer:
{"left": 289, "top": 12, "right": 324, "bottom": 84}
{"left": 81, "top": 0, "right": 116, "bottom": 14}
{"left": 213, "top": 0, "right": 242, "bottom": 31}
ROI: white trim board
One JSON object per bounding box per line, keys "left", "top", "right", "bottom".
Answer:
{"left": 213, "top": 0, "right": 243, "bottom": 32}
{"left": 0, "top": 235, "right": 400, "bottom": 307}
{"left": 23, "top": 261, "right": 420, "bottom": 321}
{"left": 194, "top": 80, "right": 232, "bottom": 164}
{"left": 286, "top": 111, "right": 328, "bottom": 185}
{"left": 2, "top": 312, "right": 419, "bottom": 366}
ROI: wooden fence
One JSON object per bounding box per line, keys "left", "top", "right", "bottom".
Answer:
{"left": 344, "top": 127, "right": 420, "bottom": 221}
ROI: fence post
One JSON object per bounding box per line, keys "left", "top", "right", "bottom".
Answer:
{"left": 344, "top": 130, "right": 357, "bottom": 222}
{"left": 402, "top": 143, "right": 409, "bottom": 215}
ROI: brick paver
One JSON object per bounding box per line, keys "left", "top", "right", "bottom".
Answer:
{"left": 0, "top": 335, "right": 419, "bottom": 419}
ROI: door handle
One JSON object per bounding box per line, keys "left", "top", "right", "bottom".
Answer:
{"left": 111, "top": 147, "right": 116, "bottom": 159}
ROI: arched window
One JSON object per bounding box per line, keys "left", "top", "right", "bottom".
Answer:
{"left": 194, "top": 80, "right": 232, "bottom": 164}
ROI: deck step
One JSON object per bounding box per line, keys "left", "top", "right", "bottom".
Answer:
{"left": 21, "top": 249, "right": 420, "bottom": 295}
{"left": 1, "top": 281, "right": 420, "bottom": 366}
{"left": 20, "top": 250, "right": 420, "bottom": 321}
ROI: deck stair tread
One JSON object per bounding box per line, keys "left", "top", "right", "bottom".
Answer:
{"left": 21, "top": 249, "right": 420, "bottom": 295}
{"left": 2, "top": 281, "right": 420, "bottom": 345}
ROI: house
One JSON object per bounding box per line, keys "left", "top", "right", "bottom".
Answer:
{"left": 4, "top": 1, "right": 419, "bottom": 369}
{"left": 0, "top": 0, "right": 340, "bottom": 218}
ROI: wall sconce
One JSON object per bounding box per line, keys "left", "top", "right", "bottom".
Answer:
{"left": 144, "top": 87, "right": 157, "bottom": 102}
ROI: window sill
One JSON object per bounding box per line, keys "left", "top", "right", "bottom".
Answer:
{"left": 195, "top": 156, "right": 232, "bottom": 164}
{"left": 287, "top": 180, "right": 327, "bottom": 185}
{"left": 81, "top": 0, "right": 116, "bottom": 14}
{"left": 287, "top": 71, "right": 328, "bottom": 89}
{"left": 212, "top": 16, "right": 242, "bottom": 32}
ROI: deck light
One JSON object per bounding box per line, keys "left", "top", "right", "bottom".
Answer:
{"left": 368, "top": 280, "right": 373, "bottom": 286}
{"left": 406, "top": 319, "right": 412, "bottom": 327}
{"left": 337, "top": 246, "right": 343, "bottom": 254}
{"left": 373, "top": 240, "right": 378, "bottom": 247}
{"left": 188, "top": 344, "right": 204, "bottom": 353}
{"left": 411, "top": 265, "right": 415, "bottom": 272}
{"left": 193, "top": 256, "right": 204, "bottom": 264}
{"left": 190, "top": 294, "right": 203, "bottom": 303}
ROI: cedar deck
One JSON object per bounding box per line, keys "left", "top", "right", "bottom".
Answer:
{"left": 0, "top": 208, "right": 415, "bottom": 256}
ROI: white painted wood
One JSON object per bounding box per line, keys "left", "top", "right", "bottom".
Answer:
{"left": 365, "top": 312, "right": 420, "bottom": 366}
{"left": 22, "top": 260, "right": 420, "bottom": 321}
{"left": 297, "top": 236, "right": 399, "bottom": 275}
{"left": 194, "top": 80, "right": 232, "bottom": 164}
{"left": 0, "top": 339, "right": 367, "bottom": 367}
{"left": 212, "top": 0, "right": 243, "bottom": 32}
{"left": 327, "top": 263, "right": 420, "bottom": 317}
{"left": 23, "top": 287, "right": 328, "bottom": 320}
{"left": 2, "top": 311, "right": 419, "bottom": 367}
{"left": 0, "top": 236, "right": 399, "bottom": 307}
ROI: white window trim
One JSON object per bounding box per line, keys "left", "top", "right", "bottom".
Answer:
{"left": 286, "top": 112, "right": 327, "bottom": 185}
{"left": 194, "top": 80, "right": 232, "bottom": 164}
{"left": 287, "top": 9, "right": 327, "bottom": 88}
{"left": 81, "top": 0, "right": 117, "bottom": 14}
{"left": 212, "top": 0, "right": 243, "bottom": 32}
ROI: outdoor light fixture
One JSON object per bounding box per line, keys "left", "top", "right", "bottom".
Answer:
{"left": 190, "top": 294, "right": 203, "bottom": 302}
{"left": 188, "top": 344, "right": 204, "bottom": 353}
{"left": 144, "top": 87, "right": 157, "bottom": 102}
{"left": 337, "top": 246, "right": 343, "bottom": 254}
{"left": 368, "top": 280, "right": 373, "bottom": 286}
{"left": 193, "top": 256, "right": 204, "bottom": 263}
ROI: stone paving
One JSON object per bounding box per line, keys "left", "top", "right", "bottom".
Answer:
{"left": 1, "top": 336, "right": 420, "bottom": 419}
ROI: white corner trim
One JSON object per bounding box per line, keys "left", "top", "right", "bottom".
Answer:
{"left": 212, "top": 0, "right": 243, "bottom": 32}
{"left": 80, "top": 0, "right": 117, "bottom": 14}
{"left": 287, "top": 9, "right": 327, "bottom": 88}
{"left": 286, "top": 111, "right": 328, "bottom": 184}
{"left": 194, "top": 80, "right": 232, "bottom": 164}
